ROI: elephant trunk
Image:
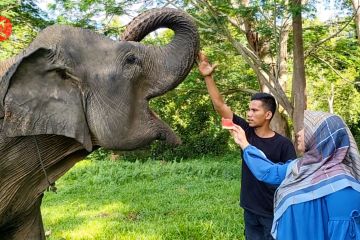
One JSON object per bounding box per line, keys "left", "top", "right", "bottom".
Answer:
{"left": 121, "top": 8, "right": 200, "bottom": 98}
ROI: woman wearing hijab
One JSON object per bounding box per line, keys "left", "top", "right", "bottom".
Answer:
{"left": 230, "top": 110, "right": 360, "bottom": 240}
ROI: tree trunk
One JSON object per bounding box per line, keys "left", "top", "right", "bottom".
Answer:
{"left": 269, "top": 22, "right": 290, "bottom": 137}
{"left": 352, "top": 0, "right": 360, "bottom": 45}
{"left": 278, "top": 24, "right": 290, "bottom": 92}
{"left": 328, "top": 83, "right": 334, "bottom": 113}
{"left": 291, "top": 0, "right": 306, "bottom": 133}
{"left": 270, "top": 110, "right": 290, "bottom": 136}
{"left": 240, "top": 0, "right": 291, "bottom": 136}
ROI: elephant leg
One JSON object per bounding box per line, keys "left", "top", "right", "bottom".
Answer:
{"left": 2, "top": 195, "right": 45, "bottom": 240}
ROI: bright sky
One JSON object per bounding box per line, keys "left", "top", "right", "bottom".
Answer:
{"left": 315, "top": 1, "right": 339, "bottom": 22}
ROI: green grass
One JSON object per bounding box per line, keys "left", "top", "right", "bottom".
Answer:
{"left": 42, "top": 153, "right": 245, "bottom": 240}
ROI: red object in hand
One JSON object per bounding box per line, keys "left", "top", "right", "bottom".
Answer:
{"left": 221, "top": 118, "right": 235, "bottom": 129}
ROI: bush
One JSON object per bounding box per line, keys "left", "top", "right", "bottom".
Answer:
{"left": 350, "top": 122, "right": 360, "bottom": 147}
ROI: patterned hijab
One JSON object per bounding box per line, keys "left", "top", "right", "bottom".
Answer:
{"left": 271, "top": 110, "right": 360, "bottom": 237}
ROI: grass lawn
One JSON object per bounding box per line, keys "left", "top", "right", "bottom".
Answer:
{"left": 42, "top": 153, "right": 245, "bottom": 240}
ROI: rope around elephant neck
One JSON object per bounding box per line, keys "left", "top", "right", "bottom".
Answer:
{"left": 32, "top": 136, "right": 57, "bottom": 193}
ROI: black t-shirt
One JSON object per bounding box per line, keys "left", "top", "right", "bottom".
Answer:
{"left": 233, "top": 114, "right": 297, "bottom": 217}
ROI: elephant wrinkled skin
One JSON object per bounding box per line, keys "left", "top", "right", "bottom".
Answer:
{"left": 0, "top": 8, "right": 199, "bottom": 239}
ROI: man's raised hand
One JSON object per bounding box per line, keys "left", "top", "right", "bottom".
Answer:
{"left": 198, "top": 51, "right": 218, "bottom": 77}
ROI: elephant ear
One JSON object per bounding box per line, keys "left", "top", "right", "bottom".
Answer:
{"left": 2, "top": 47, "right": 92, "bottom": 151}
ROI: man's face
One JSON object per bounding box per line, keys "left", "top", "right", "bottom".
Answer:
{"left": 247, "top": 100, "right": 272, "bottom": 128}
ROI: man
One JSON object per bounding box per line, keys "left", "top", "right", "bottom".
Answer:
{"left": 198, "top": 52, "right": 296, "bottom": 240}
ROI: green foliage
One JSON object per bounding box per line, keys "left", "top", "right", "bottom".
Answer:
{"left": 86, "top": 148, "right": 111, "bottom": 161}
{"left": 304, "top": 17, "right": 360, "bottom": 144}
{"left": 305, "top": 19, "right": 360, "bottom": 125}
{"left": 148, "top": 91, "right": 231, "bottom": 159}
{"left": 350, "top": 122, "right": 360, "bottom": 146}
{"left": 42, "top": 153, "right": 244, "bottom": 239}
{"left": 45, "top": 0, "right": 145, "bottom": 37}
{"left": 0, "top": 0, "right": 53, "bottom": 59}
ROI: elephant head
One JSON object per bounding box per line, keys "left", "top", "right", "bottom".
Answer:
{"left": 0, "top": 8, "right": 199, "bottom": 151}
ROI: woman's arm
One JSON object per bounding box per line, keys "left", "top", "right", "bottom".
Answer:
{"left": 230, "top": 124, "right": 289, "bottom": 185}
{"left": 242, "top": 145, "right": 289, "bottom": 185}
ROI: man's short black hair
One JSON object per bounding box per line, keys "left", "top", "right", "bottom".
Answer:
{"left": 251, "top": 92, "right": 276, "bottom": 119}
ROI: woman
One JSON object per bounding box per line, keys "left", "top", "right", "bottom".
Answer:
{"left": 230, "top": 110, "right": 360, "bottom": 240}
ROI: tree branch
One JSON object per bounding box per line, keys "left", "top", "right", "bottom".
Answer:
{"left": 190, "top": 0, "right": 293, "bottom": 115}
{"left": 305, "top": 14, "right": 356, "bottom": 58}
{"left": 227, "top": 16, "right": 246, "bottom": 34}
{"left": 228, "top": 35, "right": 293, "bottom": 115}
{"left": 170, "top": 86, "right": 257, "bottom": 96}
{"left": 310, "top": 54, "right": 353, "bottom": 84}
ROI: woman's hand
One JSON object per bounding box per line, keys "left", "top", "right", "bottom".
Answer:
{"left": 230, "top": 125, "right": 249, "bottom": 150}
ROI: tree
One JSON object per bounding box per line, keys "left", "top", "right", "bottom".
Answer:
{"left": 352, "top": 0, "right": 360, "bottom": 44}
{"left": 163, "top": 0, "right": 301, "bottom": 136}
{"left": 156, "top": 0, "right": 358, "bottom": 137}
{"left": 305, "top": 21, "right": 360, "bottom": 124}
{"left": 291, "top": 0, "right": 306, "bottom": 132}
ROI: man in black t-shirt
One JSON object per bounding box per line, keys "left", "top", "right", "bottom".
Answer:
{"left": 198, "top": 52, "right": 296, "bottom": 240}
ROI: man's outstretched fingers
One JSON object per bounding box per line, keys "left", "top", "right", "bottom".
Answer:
{"left": 198, "top": 51, "right": 208, "bottom": 62}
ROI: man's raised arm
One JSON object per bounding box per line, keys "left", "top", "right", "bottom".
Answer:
{"left": 198, "top": 52, "right": 233, "bottom": 119}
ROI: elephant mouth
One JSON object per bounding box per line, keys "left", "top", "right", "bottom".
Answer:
{"left": 150, "top": 110, "right": 181, "bottom": 146}
{"left": 157, "top": 129, "right": 182, "bottom": 145}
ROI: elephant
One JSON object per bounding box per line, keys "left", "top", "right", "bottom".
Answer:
{"left": 0, "top": 8, "right": 199, "bottom": 239}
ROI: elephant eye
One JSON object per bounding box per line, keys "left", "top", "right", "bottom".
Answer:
{"left": 125, "top": 54, "right": 137, "bottom": 64}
